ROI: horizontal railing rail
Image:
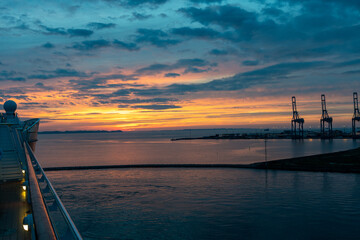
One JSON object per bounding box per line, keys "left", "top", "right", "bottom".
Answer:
{"left": 25, "top": 141, "right": 83, "bottom": 240}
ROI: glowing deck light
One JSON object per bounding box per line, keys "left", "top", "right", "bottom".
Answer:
{"left": 22, "top": 169, "right": 25, "bottom": 174}
{"left": 21, "top": 191, "right": 27, "bottom": 201}
{"left": 23, "top": 214, "right": 33, "bottom": 231}
{"left": 23, "top": 224, "right": 29, "bottom": 231}
{"left": 22, "top": 181, "right": 28, "bottom": 191}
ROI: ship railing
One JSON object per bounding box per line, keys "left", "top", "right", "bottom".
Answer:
{"left": 24, "top": 141, "right": 83, "bottom": 240}
{"left": 23, "top": 118, "right": 40, "bottom": 152}
{"left": 23, "top": 118, "right": 40, "bottom": 141}
{"left": 23, "top": 118, "right": 40, "bottom": 133}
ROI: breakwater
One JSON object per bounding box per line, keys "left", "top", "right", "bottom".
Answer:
{"left": 43, "top": 147, "right": 360, "bottom": 174}
{"left": 171, "top": 130, "right": 357, "bottom": 141}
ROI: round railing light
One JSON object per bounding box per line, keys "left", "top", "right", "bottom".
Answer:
{"left": 23, "top": 214, "right": 33, "bottom": 231}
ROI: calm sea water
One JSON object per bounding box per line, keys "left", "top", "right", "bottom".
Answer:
{"left": 37, "top": 130, "right": 359, "bottom": 167}
{"left": 47, "top": 169, "right": 360, "bottom": 240}
{"left": 36, "top": 130, "right": 360, "bottom": 240}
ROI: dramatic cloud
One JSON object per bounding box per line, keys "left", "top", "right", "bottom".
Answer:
{"left": 1, "top": 0, "right": 360, "bottom": 130}
{"left": 171, "top": 27, "right": 220, "bottom": 39}
{"left": 189, "top": 0, "right": 223, "bottom": 3}
{"left": 110, "top": 97, "right": 176, "bottom": 104}
{"left": 0, "top": 70, "right": 25, "bottom": 81}
{"left": 40, "top": 25, "right": 67, "bottom": 35}
{"left": 131, "top": 104, "right": 181, "bottom": 110}
{"left": 135, "top": 28, "right": 180, "bottom": 47}
{"left": 41, "top": 42, "right": 55, "bottom": 48}
{"left": 69, "top": 74, "right": 140, "bottom": 91}
{"left": 117, "top": 0, "right": 168, "bottom": 7}
{"left": 71, "top": 39, "right": 111, "bottom": 50}
{"left": 131, "top": 12, "right": 152, "bottom": 20}
{"left": 67, "top": 28, "right": 93, "bottom": 37}
{"left": 132, "top": 61, "right": 327, "bottom": 96}
{"left": 113, "top": 40, "right": 140, "bottom": 51}
{"left": 28, "top": 68, "right": 88, "bottom": 80}
{"left": 86, "top": 22, "right": 116, "bottom": 30}
{"left": 209, "top": 49, "right": 228, "bottom": 55}
{"left": 70, "top": 39, "right": 139, "bottom": 51}
{"left": 179, "top": 5, "right": 257, "bottom": 30}
{"left": 164, "top": 73, "right": 180, "bottom": 78}
{"left": 242, "top": 60, "right": 259, "bottom": 66}
{"left": 40, "top": 25, "right": 93, "bottom": 37}
{"left": 136, "top": 58, "right": 216, "bottom": 75}
{"left": 20, "top": 102, "right": 49, "bottom": 108}
{"left": 34, "top": 82, "right": 53, "bottom": 90}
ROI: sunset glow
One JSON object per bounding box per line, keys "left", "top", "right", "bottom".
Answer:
{"left": 1, "top": 0, "right": 359, "bottom": 131}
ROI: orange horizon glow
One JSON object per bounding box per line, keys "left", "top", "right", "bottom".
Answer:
{"left": 3, "top": 63, "right": 358, "bottom": 132}
{"left": 9, "top": 84, "right": 356, "bottom": 131}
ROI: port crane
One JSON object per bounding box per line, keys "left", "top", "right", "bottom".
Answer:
{"left": 291, "top": 96, "right": 304, "bottom": 138}
{"left": 320, "top": 94, "right": 333, "bottom": 138}
{"left": 352, "top": 92, "right": 360, "bottom": 137}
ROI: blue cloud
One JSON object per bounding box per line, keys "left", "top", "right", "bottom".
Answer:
{"left": 179, "top": 5, "right": 257, "bottom": 30}
{"left": 86, "top": 22, "right": 116, "bottom": 30}
{"left": 70, "top": 39, "right": 139, "bottom": 51}
{"left": 164, "top": 73, "right": 181, "bottom": 78}
{"left": 111, "top": 97, "right": 176, "bottom": 104}
{"left": 189, "top": 0, "right": 223, "bottom": 2}
{"left": 131, "top": 61, "right": 327, "bottom": 96}
{"left": 67, "top": 28, "right": 93, "bottom": 37}
{"left": 34, "top": 82, "right": 53, "bottom": 90}
{"left": 113, "top": 40, "right": 140, "bottom": 51}
{"left": 41, "top": 42, "right": 55, "bottom": 48}
{"left": 117, "top": 0, "right": 168, "bottom": 7}
{"left": 131, "top": 104, "right": 181, "bottom": 110}
{"left": 28, "top": 68, "right": 88, "bottom": 80}
{"left": 242, "top": 60, "right": 259, "bottom": 66}
{"left": 135, "top": 28, "right": 180, "bottom": 47}
{"left": 40, "top": 25, "right": 93, "bottom": 37}
{"left": 40, "top": 25, "right": 67, "bottom": 35}
{"left": 0, "top": 70, "right": 25, "bottom": 81}
{"left": 71, "top": 39, "right": 111, "bottom": 50}
{"left": 171, "top": 27, "right": 219, "bottom": 39}
{"left": 136, "top": 58, "right": 216, "bottom": 75}
{"left": 131, "top": 12, "right": 152, "bottom": 20}
{"left": 209, "top": 49, "right": 228, "bottom": 55}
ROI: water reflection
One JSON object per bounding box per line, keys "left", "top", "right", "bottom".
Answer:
{"left": 36, "top": 132, "right": 360, "bottom": 168}
{"left": 47, "top": 168, "right": 360, "bottom": 240}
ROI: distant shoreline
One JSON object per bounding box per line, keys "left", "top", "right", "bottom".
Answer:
{"left": 39, "top": 130, "right": 122, "bottom": 134}
{"left": 171, "top": 131, "right": 358, "bottom": 141}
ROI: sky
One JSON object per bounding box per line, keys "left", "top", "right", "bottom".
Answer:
{"left": 0, "top": 0, "right": 360, "bottom": 131}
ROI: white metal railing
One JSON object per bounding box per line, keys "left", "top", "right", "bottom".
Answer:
{"left": 24, "top": 142, "right": 83, "bottom": 240}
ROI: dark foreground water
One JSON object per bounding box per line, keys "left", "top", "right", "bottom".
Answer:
{"left": 37, "top": 130, "right": 360, "bottom": 239}
{"left": 47, "top": 168, "right": 360, "bottom": 240}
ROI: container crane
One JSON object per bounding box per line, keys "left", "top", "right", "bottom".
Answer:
{"left": 320, "top": 94, "right": 333, "bottom": 138}
{"left": 352, "top": 92, "right": 360, "bottom": 138}
{"left": 291, "top": 96, "right": 304, "bottom": 138}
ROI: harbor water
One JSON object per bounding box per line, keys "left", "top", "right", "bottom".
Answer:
{"left": 36, "top": 130, "right": 360, "bottom": 239}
